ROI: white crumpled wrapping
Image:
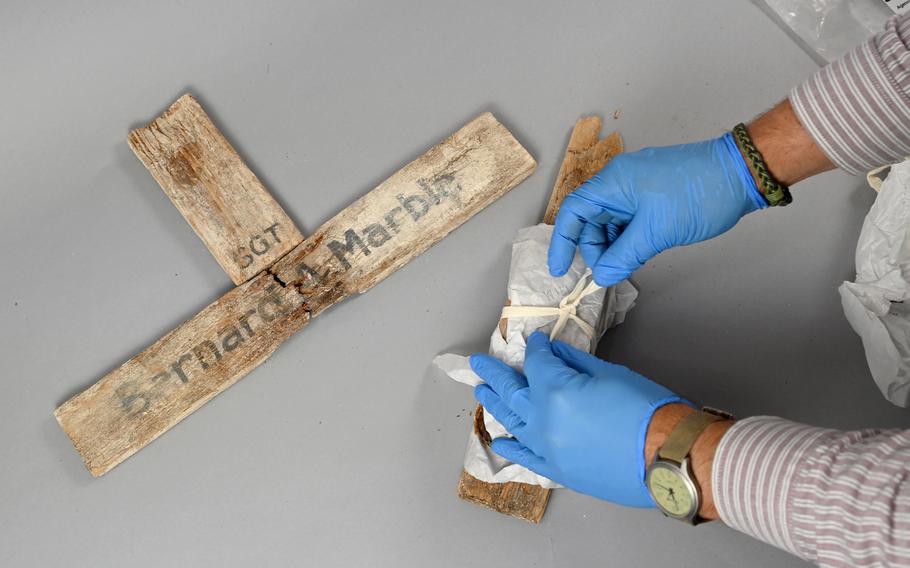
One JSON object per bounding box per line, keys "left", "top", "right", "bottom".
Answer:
{"left": 434, "top": 223, "right": 638, "bottom": 486}
{"left": 840, "top": 160, "right": 910, "bottom": 407}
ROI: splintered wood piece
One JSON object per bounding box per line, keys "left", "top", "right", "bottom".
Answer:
{"left": 271, "top": 112, "right": 537, "bottom": 312}
{"left": 457, "top": 115, "right": 622, "bottom": 523}
{"left": 457, "top": 470, "right": 550, "bottom": 523}
{"left": 543, "top": 116, "right": 623, "bottom": 225}
{"left": 56, "top": 112, "right": 536, "bottom": 477}
{"left": 128, "top": 93, "right": 304, "bottom": 285}
{"left": 55, "top": 271, "right": 310, "bottom": 477}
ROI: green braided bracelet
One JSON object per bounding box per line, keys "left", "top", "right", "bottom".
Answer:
{"left": 732, "top": 123, "right": 792, "bottom": 207}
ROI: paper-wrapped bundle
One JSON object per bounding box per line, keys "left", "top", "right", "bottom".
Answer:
{"left": 435, "top": 223, "right": 637, "bottom": 487}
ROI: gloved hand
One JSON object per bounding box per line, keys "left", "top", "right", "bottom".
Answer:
{"left": 548, "top": 133, "right": 767, "bottom": 287}
{"left": 471, "top": 332, "right": 688, "bottom": 507}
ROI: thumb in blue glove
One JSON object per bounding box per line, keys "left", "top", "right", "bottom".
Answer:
{"left": 548, "top": 133, "right": 767, "bottom": 287}
{"left": 470, "top": 332, "right": 690, "bottom": 508}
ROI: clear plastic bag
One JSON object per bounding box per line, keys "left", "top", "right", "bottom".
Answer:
{"left": 755, "top": 0, "right": 895, "bottom": 62}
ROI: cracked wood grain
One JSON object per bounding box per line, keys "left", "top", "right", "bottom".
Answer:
{"left": 56, "top": 111, "right": 536, "bottom": 477}
{"left": 128, "top": 93, "right": 304, "bottom": 285}
{"left": 457, "top": 115, "right": 622, "bottom": 523}
{"left": 543, "top": 116, "right": 623, "bottom": 225}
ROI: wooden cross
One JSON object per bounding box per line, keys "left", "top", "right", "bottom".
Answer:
{"left": 54, "top": 94, "right": 536, "bottom": 477}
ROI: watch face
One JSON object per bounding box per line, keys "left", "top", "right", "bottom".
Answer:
{"left": 646, "top": 461, "right": 698, "bottom": 519}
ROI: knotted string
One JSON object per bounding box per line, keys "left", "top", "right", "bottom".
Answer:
{"left": 500, "top": 269, "right": 603, "bottom": 341}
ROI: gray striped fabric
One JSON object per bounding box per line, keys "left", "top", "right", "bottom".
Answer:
{"left": 713, "top": 417, "right": 910, "bottom": 567}
{"left": 790, "top": 14, "right": 910, "bottom": 175}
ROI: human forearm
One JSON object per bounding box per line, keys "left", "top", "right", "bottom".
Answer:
{"left": 790, "top": 13, "right": 910, "bottom": 175}
{"left": 715, "top": 16, "right": 910, "bottom": 187}
{"left": 648, "top": 405, "right": 910, "bottom": 568}
{"left": 745, "top": 99, "right": 834, "bottom": 187}
{"left": 644, "top": 403, "right": 732, "bottom": 521}
{"left": 712, "top": 417, "right": 910, "bottom": 567}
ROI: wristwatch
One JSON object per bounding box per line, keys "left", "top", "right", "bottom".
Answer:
{"left": 645, "top": 408, "right": 727, "bottom": 524}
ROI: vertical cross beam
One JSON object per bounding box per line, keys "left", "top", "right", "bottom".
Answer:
{"left": 128, "top": 94, "right": 304, "bottom": 284}
{"left": 456, "top": 116, "right": 623, "bottom": 522}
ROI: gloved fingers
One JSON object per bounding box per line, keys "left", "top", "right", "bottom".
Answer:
{"left": 469, "top": 353, "right": 529, "bottom": 405}
{"left": 550, "top": 339, "right": 618, "bottom": 377}
{"left": 474, "top": 384, "right": 526, "bottom": 436}
{"left": 549, "top": 208, "right": 587, "bottom": 277}
{"left": 591, "top": 215, "right": 661, "bottom": 287}
{"left": 490, "top": 437, "right": 551, "bottom": 477}
{"left": 548, "top": 192, "right": 616, "bottom": 277}
{"left": 508, "top": 386, "right": 533, "bottom": 420}
{"left": 606, "top": 222, "right": 622, "bottom": 243}
{"left": 578, "top": 222, "right": 609, "bottom": 269}
{"left": 524, "top": 331, "right": 578, "bottom": 389}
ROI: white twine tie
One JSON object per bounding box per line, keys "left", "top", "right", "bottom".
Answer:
{"left": 500, "top": 269, "right": 603, "bottom": 341}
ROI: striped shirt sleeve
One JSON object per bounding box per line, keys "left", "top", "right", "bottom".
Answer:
{"left": 790, "top": 14, "right": 910, "bottom": 175}
{"left": 713, "top": 417, "right": 910, "bottom": 567}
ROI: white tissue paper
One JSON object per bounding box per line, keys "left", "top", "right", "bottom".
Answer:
{"left": 434, "top": 223, "right": 638, "bottom": 486}
{"left": 840, "top": 159, "right": 910, "bottom": 407}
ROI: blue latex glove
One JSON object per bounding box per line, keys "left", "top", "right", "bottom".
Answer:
{"left": 548, "top": 133, "right": 767, "bottom": 287}
{"left": 471, "top": 332, "right": 689, "bottom": 507}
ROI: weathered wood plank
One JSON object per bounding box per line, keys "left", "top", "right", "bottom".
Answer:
{"left": 128, "top": 93, "right": 304, "bottom": 285}
{"left": 457, "top": 116, "right": 622, "bottom": 522}
{"left": 56, "top": 112, "right": 536, "bottom": 476}
{"left": 271, "top": 112, "right": 537, "bottom": 313}
{"left": 55, "top": 271, "right": 310, "bottom": 476}
{"left": 543, "top": 117, "right": 623, "bottom": 225}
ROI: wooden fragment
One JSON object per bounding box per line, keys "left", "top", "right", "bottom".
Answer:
{"left": 457, "top": 116, "right": 622, "bottom": 522}
{"left": 55, "top": 272, "right": 310, "bottom": 476}
{"left": 56, "top": 112, "right": 536, "bottom": 476}
{"left": 543, "top": 117, "right": 623, "bottom": 225}
{"left": 128, "top": 93, "right": 304, "bottom": 285}
{"left": 457, "top": 469, "right": 550, "bottom": 523}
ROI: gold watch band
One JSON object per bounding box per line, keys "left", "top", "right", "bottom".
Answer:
{"left": 657, "top": 410, "right": 723, "bottom": 464}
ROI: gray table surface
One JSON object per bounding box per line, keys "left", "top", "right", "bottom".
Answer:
{"left": 2, "top": 1, "right": 905, "bottom": 566}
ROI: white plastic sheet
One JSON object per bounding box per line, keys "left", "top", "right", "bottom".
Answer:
{"left": 434, "top": 223, "right": 637, "bottom": 486}
{"left": 840, "top": 160, "right": 910, "bottom": 407}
